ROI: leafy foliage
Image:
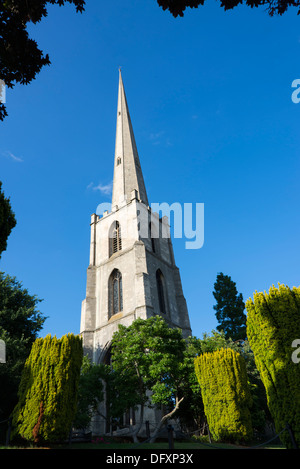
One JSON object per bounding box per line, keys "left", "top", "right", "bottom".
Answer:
{"left": 110, "top": 316, "right": 186, "bottom": 441}
{"left": 0, "top": 273, "right": 45, "bottom": 343}
{"left": 109, "top": 322, "right": 267, "bottom": 439}
{"left": 0, "top": 181, "right": 16, "bottom": 257}
{"left": 111, "top": 316, "right": 185, "bottom": 404}
{"left": 176, "top": 331, "right": 237, "bottom": 430}
{"left": 213, "top": 272, "right": 247, "bottom": 340}
{"left": 0, "top": 272, "right": 45, "bottom": 441}
{"left": 194, "top": 347, "right": 253, "bottom": 442}
{"left": 156, "top": 0, "right": 300, "bottom": 18}
{"left": 246, "top": 284, "right": 300, "bottom": 448}
{"left": 11, "top": 334, "right": 83, "bottom": 444}
{"left": 74, "top": 355, "right": 108, "bottom": 430}
{"left": 181, "top": 331, "right": 268, "bottom": 436}
{"left": 0, "top": 0, "right": 85, "bottom": 120}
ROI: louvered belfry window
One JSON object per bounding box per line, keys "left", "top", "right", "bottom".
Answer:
{"left": 109, "top": 221, "right": 122, "bottom": 257}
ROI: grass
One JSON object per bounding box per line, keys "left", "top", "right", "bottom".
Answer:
{"left": 0, "top": 439, "right": 285, "bottom": 450}
{"left": 66, "top": 441, "right": 285, "bottom": 450}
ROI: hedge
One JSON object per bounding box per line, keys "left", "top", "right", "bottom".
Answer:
{"left": 11, "top": 333, "right": 83, "bottom": 444}
{"left": 194, "top": 347, "right": 253, "bottom": 443}
{"left": 246, "top": 284, "right": 300, "bottom": 448}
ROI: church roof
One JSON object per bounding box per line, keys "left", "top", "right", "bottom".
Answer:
{"left": 112, "top": 70, "right": 149, "bottom": 207}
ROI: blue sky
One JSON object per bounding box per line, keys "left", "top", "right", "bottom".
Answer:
{"left": 0, "top": 0, "right": 300, "bottom": 339}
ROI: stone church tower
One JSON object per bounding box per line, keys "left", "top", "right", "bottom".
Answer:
{"left": 80, "top": 71, "right": 191, "bottom": 433}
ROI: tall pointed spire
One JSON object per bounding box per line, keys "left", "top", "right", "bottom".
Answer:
{"left": 112, "top": 70, "right": 149, "bottom": 207}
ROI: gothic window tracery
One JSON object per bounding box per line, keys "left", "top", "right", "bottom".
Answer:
{"left": 108, "top": 269, "right": 123, "bottom": 318}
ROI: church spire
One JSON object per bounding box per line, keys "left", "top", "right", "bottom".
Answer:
{"left": 112, "top": 70, "right": 149, "bottom": 207}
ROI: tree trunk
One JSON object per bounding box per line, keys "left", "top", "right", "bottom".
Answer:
{"left": 32, "top": 401, "right": 44, "bottom": 445}
{"left": 149, "top": 396, "right": 184, "bottom": 443}
{"left": 128, "top": 403, "right": 144, "bottom": 443}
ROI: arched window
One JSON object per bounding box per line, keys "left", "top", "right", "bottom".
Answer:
{"left": 156, "top": 269, "right": 167, "bottom": 315}
{"left": 109, "top": 221, "right": 122, "bottom": 257}
{"left": 108, "top": 269, "right": 123, "bottom": 318}
{"left": 149, "top": 222, "right": 158, "bottom": 253}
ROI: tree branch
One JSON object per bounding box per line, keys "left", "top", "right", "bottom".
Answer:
{"left": 150, "top": 395, "right": 184, "bottom": 443}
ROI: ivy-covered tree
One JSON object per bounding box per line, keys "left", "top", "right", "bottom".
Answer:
{"left": 0, "top": 181, "right": 16, "bottom": 258}
{"left": 11, "top": 334, "right": 83, "bottom": 444}
{"left": 0, "top": 0, "right": 85, "bottom": 120}
{"left": 246, "top": 284, "right": 300, "bottom": 449}
{"left": 194, "top": 347, "right": 253, "bottom": 443}
{"left": 213, "top": 272, "right": 247, "bottom": 341}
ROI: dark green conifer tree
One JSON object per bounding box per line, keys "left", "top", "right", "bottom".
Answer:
{"left": 213, "top": 273, "right": 247, "bottom": 341}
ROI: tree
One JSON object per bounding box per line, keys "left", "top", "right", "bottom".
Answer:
{"left": 110, "top": 316, "right": 186, "bottom": 443}
{"left": 194, "top": 347, "right": 253, "bottom": 443}
{"left": 175, "top": 336, "right": 204, "bottom": 432}
{"left": 11, "top": 334, "right": 83, "bottom": 444}
{"left": 176, "top": 331, "right": 236, "bottom": 432}
{"left": 0, "top": 272, "right": 46, "bottom": 442}
{"left": 213, "top": 272, "right": 247, "bottom": 341}
{"left": 74, "top": 355, "right": 108, "bottom": 431}
{"left": 246, "top": 284, "right": 300, "bottom": 449}
{"left": 0, "top": 181, "right": 16, "bottom": 258}
{"left": 0, "top": 0, "right": 85, "bottom": 121}
{"left": 239, "top": 339, "right": 270, "bottom": 435}
{"left": 156, "top": 0, "right": 300, "bottom": 18}
{"left": 175, "top": 330, "right": 268, "bottom": 437}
